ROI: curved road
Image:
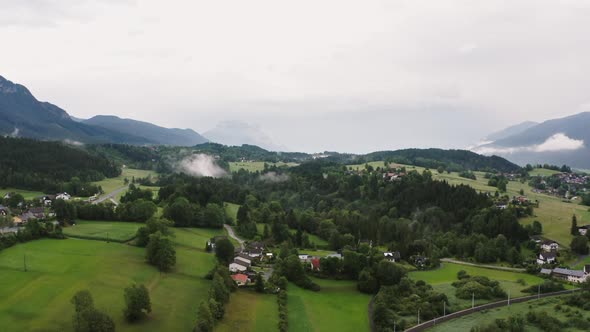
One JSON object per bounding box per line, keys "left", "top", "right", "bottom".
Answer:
{"left": 92, "top": 185, "right": 128, "bottom": 205}
{"left": 224, "top": 224, "right": 245, "bottom": 251}
{"left": 440, "top": 258, "right": 526, "bottom": 272}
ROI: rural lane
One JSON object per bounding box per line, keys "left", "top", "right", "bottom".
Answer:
{"left": 92, "top": 185, "right": 128, "bottom": 205}
{"left": 224, "top": 224, "right": 245, "bottom": 251}
{"left": 440, "top": 258, "right": 526, "bottom": 272}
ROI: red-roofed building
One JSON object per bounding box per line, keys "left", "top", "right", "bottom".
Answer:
{"left": 231, "top": 273, "right": 249, "bottom": 286}
{"left": 310, "top": 258, "right": 321, "bottom": 271}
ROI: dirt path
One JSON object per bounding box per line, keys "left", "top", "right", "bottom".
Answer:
{"left": 224, "top": 224, "right": 245, "bottom": 251}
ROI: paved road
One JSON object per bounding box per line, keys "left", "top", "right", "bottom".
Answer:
{"left": 440, "top": 258, "right": 526, "bottom": 272}
{"left": 224, "top": 224, "right": 245, "bottom": 250}
{"left": 92, "top": 185, "right": 128, "bottom": 205}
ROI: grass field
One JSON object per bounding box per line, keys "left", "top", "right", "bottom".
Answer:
{"left": 63, "top": 220, "right": 142, "bottom": 242}
{"left": 93, "top": 168, "right": 157, "bottom": 194}
{"left": 428, "top": 295, "right": 588, "bottom": 332}
{"left": 225, "top": 202, "right": 240, "bottom": 223}
{"left": 229, "top": 162, "right": 299, "bottom": 173}
{"left": 216, "top": 290, "right": 279, "bottom": 332}
{"left": 288, "top": 278, "right": 371, "bottom": 332}
{"left": 0, "top": 227, "right": 222, "bottom": 332}
{"left": 410, "top": 262, "right": 544, "bottom": 314}
{"left": 0, "top": 188, "right": 46, "bottom": 200}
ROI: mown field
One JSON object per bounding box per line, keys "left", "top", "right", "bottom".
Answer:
{"left": 428, "top": 295, "right": 588, "bottom": 332}
{"left": 0, "top": 227, "right": 222, "bottom": 332}
{"left": 410, "top": 262, "right": 544, "bottom": 315}
{"left": 288, "top": 278, "right": 371, "bottom": 332}
{"left": 216, "top": 290, "right": 279, "bottom": 332}
{"left": 229, "top": 161, "right": 299, "bottom": 173}
{"left": 225, "top": 202, "right": 240, "bottom": 223}
{"left": 62, "top": 220, "right": 142, "bottom": 242}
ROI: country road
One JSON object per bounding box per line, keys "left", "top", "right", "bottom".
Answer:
{"left": 224, "top": 224, "right": 245, "bottom": 250}
{"left": 440, "top": 258, "right": 526, "bottom": 272}
{"left": 92, "top": 185, "right": 128, "bottom": 205}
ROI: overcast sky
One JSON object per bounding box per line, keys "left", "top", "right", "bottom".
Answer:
{"left": 1, "top": 0, "right": 590, "bottom": 153}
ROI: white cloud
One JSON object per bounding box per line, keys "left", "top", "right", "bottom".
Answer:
{"left": 533, "top": 133, "right": 584, "bottom": 152}
{"left": 473, "top": 133, "right": 584, "bottom": 155}
{"left": 178, "top": 154, "right": 227, "bottom": 178}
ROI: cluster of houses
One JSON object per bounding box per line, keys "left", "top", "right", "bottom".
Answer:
{"left": 207, "top": 238, "right": 272, "bottom": 287}
{"left": 0, "top": 192, "right": 72, "bottom": 235}
{"left": 557, "top": 173, "right": 589, "bottom": 186}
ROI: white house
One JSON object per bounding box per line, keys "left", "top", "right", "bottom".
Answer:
{"left": 578, "top": 225, "right": 590, "bottom": 236}
{"left": 298, "top": 254, "right": 310, "bottom": 262}
{"left": 229, "top": 260, "right": 249, "bottom": 273}
{"left": 537, "top": 252, "right": 557, "bottom": 265}
{"left": 541, "top": 240, "right": 559, "bottom": 252}
{"left": 383, "top": 251, "right": 401, "bottom": 263}
{"left": 56, "top": 192, "right": 71, "bottom": 201}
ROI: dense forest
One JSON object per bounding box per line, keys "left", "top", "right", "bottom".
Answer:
{"left": 0, "top": 137, "right": 120, "bottom": 193}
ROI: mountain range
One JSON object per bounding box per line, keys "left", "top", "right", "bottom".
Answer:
{"left": 0, "top": 75, "right": 207, "bottom": 146}
{"left": 473, "top": 112, "right": 590, "bottom": 169}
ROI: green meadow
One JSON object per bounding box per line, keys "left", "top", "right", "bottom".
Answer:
{"left": 216, "top": 290, "right": 279, "bottom": 332}
{"left": 63, "top": 220, "right": 142, "bottom": 242}
{"left": 288, "top": 278, "right": 371, "bottom": 332}
{"left": 93, "top": 168, "right": 157, "bottom": 194}
{"left": 225, "top": 202, "right": 241, "bottom": 223}
{"left": 428, "top": 295, "right": 588, "bottom": 332}
{"left": 410, "top": 262, "right": 544, "bottom": 314}
{"left": 0, "top": 188, "right": 45, "bottom": 200}
{"left": 0, "top": 227, "right": 222, "bottom": 332}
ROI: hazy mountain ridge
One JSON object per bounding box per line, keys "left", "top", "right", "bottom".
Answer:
{"left": 0, "top": 75, "right": 207, "bottom": 146}
{"left": 474, "top": 112, "right": 590, "bottom": 168}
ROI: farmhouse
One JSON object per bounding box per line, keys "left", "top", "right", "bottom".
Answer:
{"left": 541, "top": 240, "right": 559, "bottom": 252}
{"left": 234, "top": 255, "right": 252, "bottom": 266}
{"left": 0, "top": 205, "right": 9, "bottom": 216}
{"left": 56, "top": 192, "right": 71, "bottom": 200}
{"left": 383, "top": 251, "right": 401, "bottom": 263}
{"left": 298, "top": 254, "right": 311, "bottom": 262}
{"left": 229, "top": 260, "right": 249, "bottom": 273}
{"left": 207, "top": 235, "right": 228, "bottom": 250}
{"left": 551, "top": 267, "right": 589, "bottom": 283}
{"left": 28, "top": 207, "right": 46, "bottom": 220}
{"left": 39, "top": 195, "right": 56, "bottom": 206}
{"left": 537, "top": 252, "right": 557, "bottom": 265}
{"left": 231, "top": 273, "right": 249, "bottom": 286}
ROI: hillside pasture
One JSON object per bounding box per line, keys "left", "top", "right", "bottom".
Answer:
{"left": 0, "top": 227, "right": 222, "bottom": 332}
{"left": 63, "top": 220, "right": 142, "bottom": 242}
{"left": 349, "top": 161, "right": 589, "bottom": 248}
{"left": 288, "top": 278, "right": 371, "bottom": 332}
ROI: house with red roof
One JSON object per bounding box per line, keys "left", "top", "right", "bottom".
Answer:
{"left": 231, "top": 273, "right": 249, "bottom": 286}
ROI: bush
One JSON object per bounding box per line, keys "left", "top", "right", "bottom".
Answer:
{"left": 123, "top": 284, "right": 152, "bottom": 322}
{"left": 277, "top": 290, "right": 288, "bottom": 332}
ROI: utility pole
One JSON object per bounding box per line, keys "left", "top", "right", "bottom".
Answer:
{"left": 417, "top": 309, "right": 420, "bottom": 325}
{"left": 472, "top": 292, "right": 474, "bottom": 308}
{"left": 393, "top": 321, "right": 396, "bottom": 332}
{"left": 443, "top": 301, "right": 446, "bottom": 316}
{"left": 538, "top": 284, "right": 541, "bottom": 299}
{"left": 508, "top": 290, "right": 511, "bottom": 306}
